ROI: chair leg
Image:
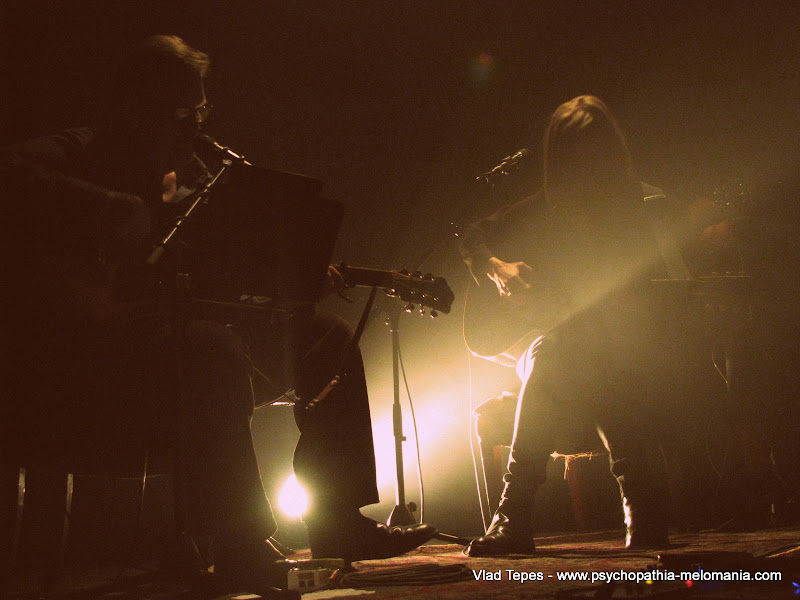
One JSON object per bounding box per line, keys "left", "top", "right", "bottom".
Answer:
{"left": 12, "top": 466, "right": 26, "bottom": 569}
{"left": 172, "top": 464, "right": 205, "bottom": 571}
{"left": 565, "top": 460, "right": 588, "bottom": 532}
{"left": 41, "top": 473, "right": 73, "bottom": 590}
{"left": 1, "top": 465, "right": 25, "bottom": 596}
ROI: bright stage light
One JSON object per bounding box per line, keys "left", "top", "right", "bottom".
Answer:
{"left": 278, "top": 474, "right": 309, "bottom": 518}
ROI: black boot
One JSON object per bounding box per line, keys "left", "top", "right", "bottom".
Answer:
{"left": 468, "top": 342, "right": 556, "bottom": 557}
{"left": 467, "top": 479, "right": 537, "bottom": 557}
{"left": 613, "top": 460, "right": 670, "bottom": 549}
{"left": 305, "top": 508, "right": 436, "bottom": 562}
{"left": 621, "top": 493, "right": 669, "bottom": 549}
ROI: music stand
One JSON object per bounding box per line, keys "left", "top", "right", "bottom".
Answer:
{"left": 147, "top": 158, "right": 343, "bottom": 579}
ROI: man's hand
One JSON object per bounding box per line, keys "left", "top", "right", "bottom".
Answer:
{"left": 486, "top": 256, "right": 532, "bottom": 297}
{"left": 320, "top": 264, "right": 347, "bottom": 298}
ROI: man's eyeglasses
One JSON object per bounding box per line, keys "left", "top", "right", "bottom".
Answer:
{"left": 173, "top": 102, "right": 213, "bottom": 124}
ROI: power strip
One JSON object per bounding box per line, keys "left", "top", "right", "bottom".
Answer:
{"left": 285, "top": 558, "right": 347, "bottom": 593}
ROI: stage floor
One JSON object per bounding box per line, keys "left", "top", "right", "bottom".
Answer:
{"left": 9, "top": 526, "right": 800, "bottom": 599}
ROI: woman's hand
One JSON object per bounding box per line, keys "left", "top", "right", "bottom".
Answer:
{"left": 486, "top": 256, "right": 532, "bottom": 297}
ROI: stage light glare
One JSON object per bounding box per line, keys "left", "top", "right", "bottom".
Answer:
{"left": 278, "top": 474, "right": 309, "bottom": 518}
{"left": 471, "top": 51, "right": 495, "bottom": 83}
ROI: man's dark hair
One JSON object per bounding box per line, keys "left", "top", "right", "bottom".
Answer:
{"left": 113, "top": 35, "right": 210, "bottom": 105}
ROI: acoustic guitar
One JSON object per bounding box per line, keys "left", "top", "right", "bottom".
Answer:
{"left": 336, "top": 264, "right": 454, "bottom": 315}
{"left": 462, "top": 272, "right": 561, "bottom": 367}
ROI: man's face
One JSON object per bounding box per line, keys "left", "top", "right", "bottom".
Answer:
{"left": 125, "top": 75, "right": 208, "bottom": 175}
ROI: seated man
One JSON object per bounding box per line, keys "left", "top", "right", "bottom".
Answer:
{"left": 460, "top": 95, "right": 692, "bottom": 555}
{"left": 1, "top": 35, "right": 434, "bottom": 594}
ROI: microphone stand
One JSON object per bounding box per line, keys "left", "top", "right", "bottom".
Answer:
{"left": 386, "top": 299, "right": 415, "bottom": 526}
{"left": 382, "top": 167, "right": 492, "bottom": 529}
{"left": 381, "top": 259, "right": 472, "bottom": 545}
{"left": 146, "top": 161, "right": 231, "bottom": 266}
{"left": 144, "top": 158, "right": 235, "bottom": 572}
{"left": 386, "top": 163, "right": 524, "bottom": 536}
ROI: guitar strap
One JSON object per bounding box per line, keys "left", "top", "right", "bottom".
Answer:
{"left": 304, "top": 286, "right": 379, "bottom": 415}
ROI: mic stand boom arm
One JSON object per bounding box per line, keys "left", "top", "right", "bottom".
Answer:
{"left": 145, "top": 161, "right": 232, "bottom": 266}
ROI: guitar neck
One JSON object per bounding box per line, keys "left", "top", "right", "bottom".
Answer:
{"left": 336, "top": 263, "right": 454, "bottom": 314}
{"left": 337, "top": 265, "right": 396, "bottom": 289}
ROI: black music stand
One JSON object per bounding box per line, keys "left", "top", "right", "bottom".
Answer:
{"left": 146, "top": 157, "right": 342, "bottom": 589}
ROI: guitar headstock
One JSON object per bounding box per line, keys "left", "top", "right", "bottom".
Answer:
{"left": 337, "top": 264, "right": 455, "bottom": 315}
{"left": 386, "top": 269, "right": 455, "bottom": 315}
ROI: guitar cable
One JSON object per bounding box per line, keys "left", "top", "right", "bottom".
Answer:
{"left": 462, "top": 288, "right": 492, "bottom": 533}
{"left": 397, "top": 344, "right": 425, "bottom": 523}
{"left": 396, "top": 321, "right": 471, "bottom": 546}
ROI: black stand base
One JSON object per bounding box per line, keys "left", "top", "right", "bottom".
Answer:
{"left": 387, "top": 502, "right": 417, "bottom": 526}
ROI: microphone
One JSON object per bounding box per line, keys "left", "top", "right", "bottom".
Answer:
{"left": 476, "top": 148, "right": 532, "bottom": 183}
{"left": 194, "top": 134, "right": 251, "bottom": 164}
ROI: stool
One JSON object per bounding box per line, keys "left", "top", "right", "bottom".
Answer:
{"left": 3, "top": 453, "right": 195, "bottom": 597}
{"left": 4, "top": 399, "right": 298, "bottom": 598}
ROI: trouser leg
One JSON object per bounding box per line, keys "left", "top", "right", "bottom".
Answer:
{"left": 291, "top": 312, "right": 378, "bottom": 514}
{"left": 289, "top": 313, "right": 436, "bottom": 562}
{"left": 468, "top": 336, "right": 562, "bottom": 556}
{"left": 121, "top": 322, "right": 275, "bottom": 570}
{"left": 160, "top": 322, "right": 276, "bottom": 562}
{"left": 597, "top": 413, "right": 670, "bottom": 548}
{"left": 503, "top": 335, "right": 578, "bottom": 514}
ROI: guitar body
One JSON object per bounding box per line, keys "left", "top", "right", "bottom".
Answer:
{"left": 64, "top": 257, "right": 154, "bottom": 327}
{"left": 33, "top": 200, "right": 160, "bottom": 329}
{"left": 462, "top": 278, "right": 553, "bottom": 367}
{"left": 460, "top": 211, "right": 562, "bottom": 366}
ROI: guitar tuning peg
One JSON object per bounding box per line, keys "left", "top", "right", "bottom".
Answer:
{"left": 419, "top": 306, "right": 425, "bottom": 316}
{"left": 404, "top": 303, "right": 415, "bottom": 313}
{"left": 430, "top": 310, "right": 438, "bottom": 318}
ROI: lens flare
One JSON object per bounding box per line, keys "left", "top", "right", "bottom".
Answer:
{"left": 278, "top": 474, "right": 309, "bottom": 518}
{"left": 471, "top": 51, "right": 495, "bottom": 83}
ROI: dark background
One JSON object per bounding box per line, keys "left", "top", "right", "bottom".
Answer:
{"left": 3, "top": 1, "right": 799, "bottom": 543}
